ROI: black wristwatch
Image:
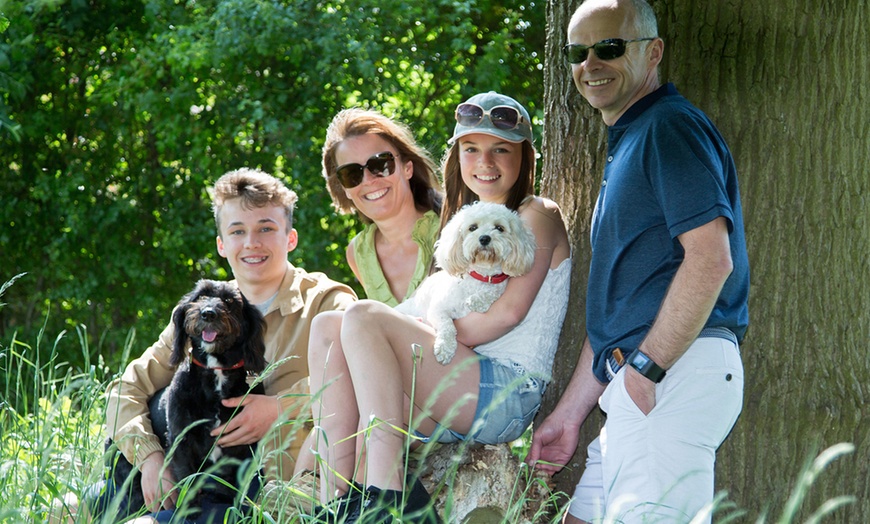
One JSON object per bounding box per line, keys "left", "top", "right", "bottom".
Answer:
{"left": 626, "top": 349, "right": 667, "bottom": 383}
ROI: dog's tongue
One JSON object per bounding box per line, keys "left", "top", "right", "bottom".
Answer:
{"left": 202, "top": 330, "right": 218, "bottom": 343}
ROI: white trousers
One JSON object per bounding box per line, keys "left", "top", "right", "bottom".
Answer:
{"left": 569, "top": 336, "right": 744, "bottom": 523}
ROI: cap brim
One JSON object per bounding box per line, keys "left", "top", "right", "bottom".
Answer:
{"left": 448, "top": 127, "right": 529, "bottom": 145}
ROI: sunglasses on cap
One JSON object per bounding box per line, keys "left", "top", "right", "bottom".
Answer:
{"left": 562, "top": 37, "right": 655, "bottom": 64}
{"left": 335, "top": 151, "right": 396, "bottom": 189}
{"left": 455, "top": 103, "right": 525, "bottom": 131}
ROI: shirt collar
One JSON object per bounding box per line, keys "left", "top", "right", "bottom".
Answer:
{"left": 612, "top": 83, "right": 678, "bottom": 127}
{"left": 234, "top": 262, "right": 304, "bottom": 317}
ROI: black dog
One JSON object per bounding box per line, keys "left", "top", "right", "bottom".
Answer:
{"left": 105, "top": 279, "right": 267, "bottom": 516}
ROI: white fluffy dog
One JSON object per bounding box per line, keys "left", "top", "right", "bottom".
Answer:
{"left": 396, "top": 201, "right": 537, "bottom": 364}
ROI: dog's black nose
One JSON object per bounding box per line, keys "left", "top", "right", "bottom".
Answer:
{"left": 201, "top": 308, "right": 217, "bottom": 322}
{"left": 479, "top": 235, "right": 491, "bottom": 246}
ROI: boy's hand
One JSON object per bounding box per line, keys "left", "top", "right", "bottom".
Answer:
{"left": 140, "top": 451, "right": 177, "bottom": 511}
{"left": 211, "top": 394, "right": 281, "bottom": 446}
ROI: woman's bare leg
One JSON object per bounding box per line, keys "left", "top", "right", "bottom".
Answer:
{"left": 307, "top": 311, "right": 359, "bottom": 503}
{"left": 340, "top": 300, "right": 482, "bottom": 491}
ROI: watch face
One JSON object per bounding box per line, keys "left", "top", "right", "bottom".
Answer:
{"left": 628, "top": 349, "right": 666, "bottom": 383}
{"left": 632, "top": 351, "right": 650, "bottom": 368}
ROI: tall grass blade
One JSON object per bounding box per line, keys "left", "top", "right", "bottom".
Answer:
{"left": 777, "top": 442, "right": 855, "bottom": 524}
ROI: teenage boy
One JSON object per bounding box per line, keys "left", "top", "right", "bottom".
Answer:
{"left": 101, "top": 168, "right": 356, "bottom": 517}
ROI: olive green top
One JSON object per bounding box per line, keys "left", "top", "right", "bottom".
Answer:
{"left": 352, "top": 210, "right": 440, "bottom": 306}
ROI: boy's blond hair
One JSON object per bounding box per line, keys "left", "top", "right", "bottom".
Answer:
{"left": 211, "top": 168, "right": 298, "bottom": 234}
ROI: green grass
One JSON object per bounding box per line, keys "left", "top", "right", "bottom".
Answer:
{"left": 0, "top": 324, "right": 112, "bottom": 523}
{"left": 0, "top": 325, "right": 554, "bottom": 523}
{"left": 0, "top": 283, "right": 856, "bottom": 523}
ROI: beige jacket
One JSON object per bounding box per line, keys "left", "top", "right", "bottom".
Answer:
{"left": 104, "top": 262, "right": 356, "bottom": 481}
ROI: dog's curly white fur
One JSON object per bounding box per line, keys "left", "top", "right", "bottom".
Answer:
{"left": 396, "top": 202, "right": 536, "bottom": 364}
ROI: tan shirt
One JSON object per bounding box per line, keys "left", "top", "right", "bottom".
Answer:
{"left": 104, "top": 262, "right": 356, "bottom": 481}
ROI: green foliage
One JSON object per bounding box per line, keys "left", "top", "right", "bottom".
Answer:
{"left": 0, "top": 0, "right": 545, "bottom": 376}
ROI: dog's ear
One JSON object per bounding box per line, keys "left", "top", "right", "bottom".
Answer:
{"left": 436, "top": 208, "right": 469, "bottom": 276}
{"left": 502, "top": 217, "right": 538, "bottom": 277}
{"left": 240, "top": 294, "right": 267, "bottom": 374}
{"left": 170, "top": 300, "right": 191, "bottom": 367}
{"left": 171, "top": 280, "right": 208, "bottom": 366}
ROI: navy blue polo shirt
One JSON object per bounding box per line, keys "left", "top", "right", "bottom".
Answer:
{"left": 586, "top": 83, "right": 750, "bottom": 383}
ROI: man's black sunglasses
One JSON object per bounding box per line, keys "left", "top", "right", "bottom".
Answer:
{"left": 335, "top": 151, "right": 396, "bottom": 189}
{"left": 562, "top": 37, "right": 655, "bottom": 64}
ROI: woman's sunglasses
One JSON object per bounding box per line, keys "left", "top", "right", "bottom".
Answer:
{"left": 562, "top": 37, "right": 655, "bottom": 64}
{"left": 455, "top": 103, "right": 524, "bottom": 131}
{"left": 335, "top": 151, "right": 396, "bottom": 189}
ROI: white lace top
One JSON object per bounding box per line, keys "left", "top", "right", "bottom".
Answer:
{"left": 473, "top": 257, "right": 571, "bottom": 381}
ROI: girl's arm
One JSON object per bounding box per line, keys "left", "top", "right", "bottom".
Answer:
{"left": 453, "top": 198, "right": 567, "bottom": 347}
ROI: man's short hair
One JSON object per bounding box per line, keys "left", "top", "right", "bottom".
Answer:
{"left": 211, "top": 168, "right": 298, "bottom": 234}
{"left": 629, "top": 0, "right": 659, "bottom": 38}
{"left": 573, "top": 0, "right": 659, "bottom": 39}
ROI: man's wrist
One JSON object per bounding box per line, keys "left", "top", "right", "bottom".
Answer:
{"left": 626, "top": 348, "right": 667, "bottom": 383}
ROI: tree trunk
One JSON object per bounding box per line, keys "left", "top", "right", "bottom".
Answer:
{"left": 539, "top": 0, "right": 870, "bottom": 521}
{"left": 536, "top": 0, "right": 606, "bottom": 507}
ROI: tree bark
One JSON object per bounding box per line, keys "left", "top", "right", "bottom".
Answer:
{"left": 538, "top": 0, "right": 609, "bottom": 507}
{"left": 540, "top": 0, "right": 870, "bottom": 521}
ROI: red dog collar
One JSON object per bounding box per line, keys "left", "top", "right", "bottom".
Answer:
{"left": 468, "top": 271, "right": 509, "bottom": 284}
{"left": 191, "top": 355, "right": 245, "bottom": 371}
{"left": 189, "top": 347, "right": 245, "bottom": 371}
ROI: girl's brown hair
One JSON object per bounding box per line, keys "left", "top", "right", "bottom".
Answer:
{"left": 439, "top": 140, "right": 536, "bottom": 231}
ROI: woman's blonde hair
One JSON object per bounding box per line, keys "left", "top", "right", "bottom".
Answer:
{"left": 322, "top": 108, "right": 442, "bottom": 223}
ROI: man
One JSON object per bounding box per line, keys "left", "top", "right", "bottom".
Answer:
{"left": 101, "top": 168, "right": 357, "bottom": 517}
{"left": 526, "top": 1, "right": 750, "bottom": 522}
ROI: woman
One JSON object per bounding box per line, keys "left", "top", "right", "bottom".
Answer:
{"left": 307, "top": 92, "right": 571, "bottom": 522}
{"left": 322, "top": 108, "right": 442, "bottom": 305}
{"left": 292, "top": 109, "right": 443, "bottom": 481}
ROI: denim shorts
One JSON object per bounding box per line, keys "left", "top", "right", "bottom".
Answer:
{"left": 416, "top": 357, "right": 545, "bottom": 445}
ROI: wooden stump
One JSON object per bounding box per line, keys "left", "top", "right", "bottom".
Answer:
{"left": 419, "top": 442, "right": 556, "bottom": 523}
